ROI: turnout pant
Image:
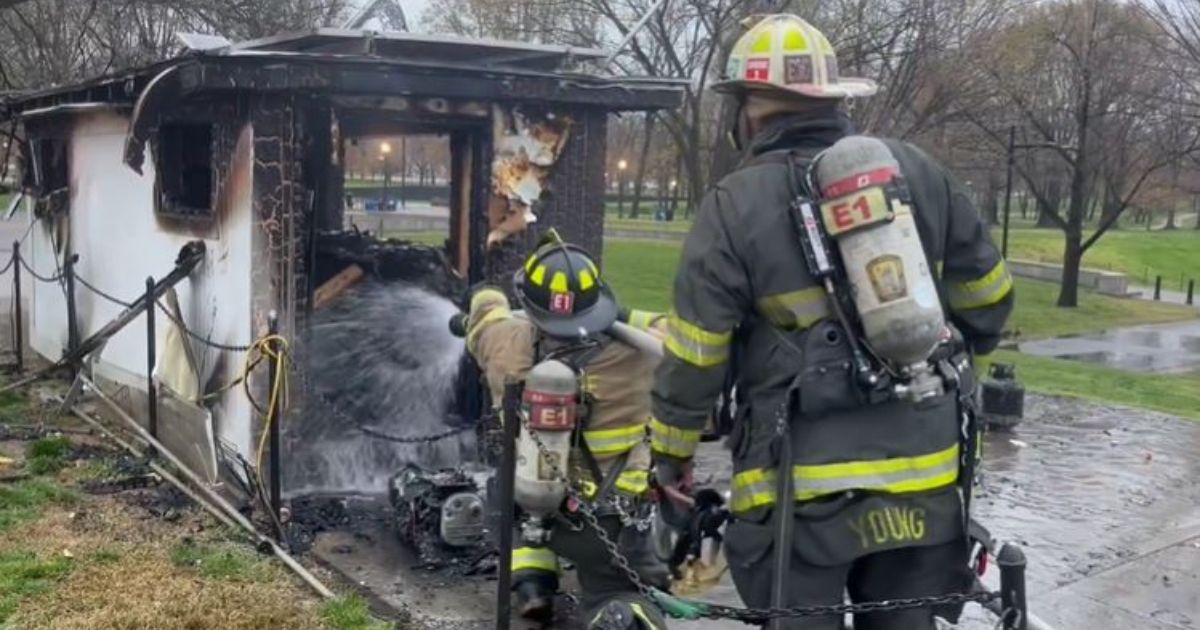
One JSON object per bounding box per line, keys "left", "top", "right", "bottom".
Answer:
{"left": 726, "top": 513, "right": 971, "bottom": 630}
{"left": 514, "top": 511, "right": 670, "bottom": 628}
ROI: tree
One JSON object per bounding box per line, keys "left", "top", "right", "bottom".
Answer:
{"left": 0, "top": 0, "right": 351, "bottom": 90}
{"left": 964, "top": 0, "right": 1197, "bottom": 306}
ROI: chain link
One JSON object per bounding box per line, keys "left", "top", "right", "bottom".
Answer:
{"left": 75, "top": 274, "right": 136, "bottom": 308}
{"left": 518, "top": 406, "right": 1003, "bottom": 623}
{"left": 17, "top": 254, "right": 64, "bottom": 283}
{"left": 154, "top": 301, "right": 254, "bottom": 353}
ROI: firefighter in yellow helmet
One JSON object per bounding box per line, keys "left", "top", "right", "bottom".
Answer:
{"left": 651, "top": 14, "right": 1013, "bottom": 630}
{"left": 463, "top": 229, "right": 669, "bottom": 629}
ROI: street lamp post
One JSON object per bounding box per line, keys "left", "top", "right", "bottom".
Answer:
{"left": 1002, "top": 125, "right": 1016, "bottom": 259}
{"left": 380, "top": 141, "right": 392, "bottom": 211}
{"left": 399, "top": 136, "right": 407, "bottom": 209}
{"left": 617, "top": 159, "right": 628, "bottom": 218}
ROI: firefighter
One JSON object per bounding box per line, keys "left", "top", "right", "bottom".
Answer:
{"left": 464, "top": 230, "right": 669, "bottom": 629}
{"left": 650, "top": 14, "right": 1014, "bottom": 630}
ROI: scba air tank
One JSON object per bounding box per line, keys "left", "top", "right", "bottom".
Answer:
{"left": 514, "top": 359, "right": 578, "bottom": 518}
{"left": 813, "top": 136, "right": 945, "bottom": 369}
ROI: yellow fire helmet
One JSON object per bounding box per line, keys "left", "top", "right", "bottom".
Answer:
{"left": 711, "top": 14, "right": 877, "bottom": 100}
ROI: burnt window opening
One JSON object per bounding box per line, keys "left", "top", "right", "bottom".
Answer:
{"left": 156, "top": 123, "right": 214, "bottom": 218}
{"left": 21, "top": 137, "right": 69, "bottom": 196}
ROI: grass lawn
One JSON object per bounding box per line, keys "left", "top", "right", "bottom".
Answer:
{"left": 998, "top": 227, "right": 1200, "bottom": 285}
{"left": 0, "top": 391, "right": 395, "bottom": 629}
{"left": 600, "top": 238, "right": 1200, "bottom": 418}
{"left": 979, "top": 350, "right": 1200, "bottom": 421}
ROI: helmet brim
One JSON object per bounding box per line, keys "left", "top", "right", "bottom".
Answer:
{"left": 517, "top": 280, "right": 620, "bottom": 339}
{"left": 710, "top": 77, "right": 878, "bottom": 99}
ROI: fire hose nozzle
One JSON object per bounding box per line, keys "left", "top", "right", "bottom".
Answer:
{"left": 448, "top": 313, "right": 468, "bottom": 338}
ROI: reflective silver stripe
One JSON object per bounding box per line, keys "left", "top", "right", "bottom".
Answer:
{"left": 664, "top": 313, "right": 732, "bottom": 368}
{"left": 649, "top": 417, "right": 702, "bottom": 458}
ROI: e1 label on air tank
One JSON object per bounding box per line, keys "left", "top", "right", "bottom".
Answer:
{"left": 819, "top": 186, "right": 893, "bottom": 236}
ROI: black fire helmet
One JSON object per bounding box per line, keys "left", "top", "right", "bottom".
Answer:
{"left": 513, "top": 229, "right": 618, "bottom": 339}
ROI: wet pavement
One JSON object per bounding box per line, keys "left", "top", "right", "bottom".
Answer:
{"left": 1018, "top": 319, "right": 1200, "bottom": 374}
{"left": 311, "top": 393, "right": 1200, "bottom": 629}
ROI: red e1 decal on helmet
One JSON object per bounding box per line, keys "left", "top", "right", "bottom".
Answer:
{"left": 550, "top": 291, "right": 575, "bottom": 314}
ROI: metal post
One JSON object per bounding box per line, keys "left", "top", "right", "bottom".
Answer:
{"left": 495, "top": 383, "right": 520, "bottom": 630}
{"left": 267, "top": 310, "right": 283, "bottom": 526}
{"left": 400, "top": 136, "right": 407, "bottom": 209}
{"left": 618, "top": 177, "right": 626, "bottom": 218}
{"left": 1187, "top": 280, "right": 1194, "bottom": 306}
{"left": 997, "top": 544, "right": 1029, "bottom": 630}
{"left": 381, "top": 158, "right": 390, "bottom": 212}
{"left": 1002, "top": 126, "right": 1016, "bottom": 258}
{"left": 144, "top": 277, "right": 158, "bottom": 444}
{"left": 1154, "top": 276, "right": 1162, "bottom": 301}
{"left": 64, "top": 253, "right": 79, "bottom": 356}
{"left": 11, "top": 241, "right": 22, "bottom": 372}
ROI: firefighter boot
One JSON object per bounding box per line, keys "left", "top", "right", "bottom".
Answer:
{"left": 513, "top": 572, "right": 557, "bottom": 624}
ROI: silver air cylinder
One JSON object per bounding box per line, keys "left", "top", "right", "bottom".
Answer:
{"left": 813, "top": 136, "right": 945, "bottom": 368}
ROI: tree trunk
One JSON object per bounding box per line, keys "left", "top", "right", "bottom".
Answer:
{"left": 1036, "top": 180, "right": 1061, "bottom": 228}
{"left": 1100, "top": 182, "right": 1123, "bottom": 230}
{"left": 669, "top": 155, "right": 683, "bottom": 217}
{"left": 1164, "top": 209, "right": 1178, "bottom": 230}
{"left": 1019, "top": 192, "right": 1029, "bottom": 220}
{"left": 983, "top": 172, "right": 1000, "bottom": 225}
{"left": 629, "top": 114, "right": 656, "bottom": 220}
{"left": 1058, "top": 231, "right": 1083, "bottom": 307}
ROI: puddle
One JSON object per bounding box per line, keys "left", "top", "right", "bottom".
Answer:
{"left": 1019, "top": 319, "right": 1200, "bottom": 373}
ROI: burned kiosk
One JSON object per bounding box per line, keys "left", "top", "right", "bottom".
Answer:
{"left": 0, "top": 28, "right": 682, "bottom": 555}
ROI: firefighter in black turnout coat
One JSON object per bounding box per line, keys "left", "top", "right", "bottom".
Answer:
{"left": 650, "top": 14, "right": 1014, "bottom": 630}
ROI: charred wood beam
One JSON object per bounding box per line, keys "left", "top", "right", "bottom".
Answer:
{"left": 176, "top": 60, "right": 683, "bottom": 111}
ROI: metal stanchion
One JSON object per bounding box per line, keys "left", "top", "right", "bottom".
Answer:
{"left": 267, "top": 311, "right": 283, "bottom": 526}
{"left": 1187, "top": 280, "right": 1194, "bottom": 306}
{"left": 495, "top": 383, "right": 520, "bottom": 630}
{"left": 64, "top": 253, "right": 79, "bottom": 356}
{"left": 145, "top": 277, "right": 158, "bottom": 446}
{"left": 1154, "top": 276, "right": 1162, "bottom": 301}
{"left": 998, "top": 544, "right": 1029, "bottom": 630}
{"left": 12, "top": 242, "right": 22, "bottom": 372}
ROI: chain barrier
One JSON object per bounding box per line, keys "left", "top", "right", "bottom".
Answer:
{"left": 0, "top": 253, "right": 14, "bottom": 277}
{"left": 519, "top": 408, "right": 1003, "bottom": 624}
{"left": 291, "top": 359, "right": 473, "bottom": 444}
{"left": 154, "top": 302, "right": 254, "bottom": 354}
{"left": 16, "top": 253, "right": 64, "bottom": 283}
{"left": 75, "top": 274, "right": 135, "bottom": 308}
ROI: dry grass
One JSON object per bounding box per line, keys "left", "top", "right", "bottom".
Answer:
{"left": 0, "top": 492, "right": 337, "bottom": 630}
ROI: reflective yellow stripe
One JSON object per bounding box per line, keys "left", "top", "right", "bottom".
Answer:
{"left": 615, "top": 470, "right": 650, "bottom": 495}
{"left": 649, "top": 416, "right": 702, "bottom": 458}
{"left": 729, "top": 445, "right": 962, "bottom": 513}
{"left": 466, "top": 305, "right": 512, "bottom": 353}
{"left": 550, "top": 271, "right": 569, "bottom": 292}
{"left": 664, "top": 313, "right": 731, "bottom": 368}
{"left": 512, "top": 547, "right": 559, "bottom": 573}
{"left": 530, "top": 264, "right": 547, "bottom": 286}
{"left": 579, "top": 269, "right": 595, "bottom": 290}
{"left": 627, "top": 309, "right": 663, "bottom": 332}
{"left": 470, "top": 288, "right": 507, "bottom": 313}
{"left": 583, "top": 424, "right": 646, "bottom": 455}
{"left": 793, "top": 444, "right": 960, "bottom": 500}
{"left": 948, "top": 260, "right": 1012, "bottom": 310}
{"left": 757, "top": 287, "right": 829, "bottom": 330}
{"left": 730, "top": 468, "right": 776, "bottom": 513}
